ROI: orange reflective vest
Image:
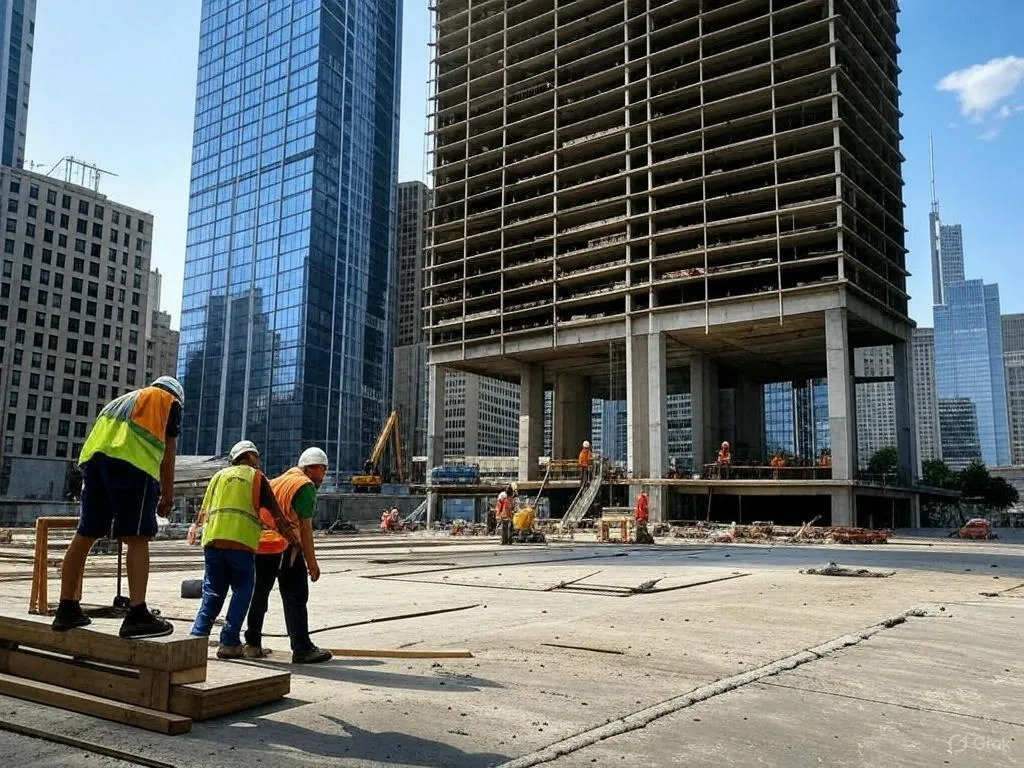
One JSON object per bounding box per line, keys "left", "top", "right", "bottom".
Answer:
{"left": 634, "top": 495, "right": 649, "bottom": 524}
{"left": 257, "top": 467, "right": 308, "bottom": 555}
{"left": 578, "top": 448, "right": 591, "bottom": 468}
{"left": 496, "top": 497, "right": 512, "bottom": 521}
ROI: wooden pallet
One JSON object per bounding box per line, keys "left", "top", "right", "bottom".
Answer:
{"left": 0, "top": 614, "right": 290, "bottom": 733}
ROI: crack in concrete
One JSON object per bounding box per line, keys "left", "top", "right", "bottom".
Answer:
{"left": 756, "top": 681, "right": 1024, "bottom": 728}
{"left": 497, "top": 607, "right": 930, "bottom": 768}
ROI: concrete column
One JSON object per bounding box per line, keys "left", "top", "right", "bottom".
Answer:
{"left": 426, "top": 364, "right": 446, "bottom": 470}
{"left": 690, "top": 355, "right": 720, "bottom": 471}
{"left": 736, "top": 378, "right": 764, "bottom": 461}
{"left": 648, "top": 485, "right": 667, "bottom": 524}
{"left": 425, "top": 490, "right": 437, "bottom": 530}
{"left": 518, "top": 363, "right": 544, "bottom": 482}
{"left": 648, "top": 333, "right": 668, "bottom": 478}
{"left": 825, "top": 308, "right": 857, "bottom": 481}
{"left": 831, "top": 487, "right": 856, "bottom": 527}
{"left": 892, "top": 341, "right": 917, "bottom": 487}
{"left": 626, "top": 334, "right": 649, "bottom": 478}
{"left": 552, "top": 373, "right": 592, "bottom": 460}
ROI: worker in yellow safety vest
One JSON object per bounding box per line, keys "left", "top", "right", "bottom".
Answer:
{"left": 242, "top": 447, "right": 333, "bottom": 664}
{"left": 51, "top": 376, "right": 184, "bottom": 639}
{"left": 187, "top": 440, "right": 299, "bottom": 659}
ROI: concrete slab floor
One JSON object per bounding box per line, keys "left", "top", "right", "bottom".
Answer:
{"left": 0, "top": 536, "right": 1020, "bottom": 767}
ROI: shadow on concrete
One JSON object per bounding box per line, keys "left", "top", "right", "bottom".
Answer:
{"left": 247, "top": 658, "right": 504, "bottom": 692}
{"left": 199, "top": 713, "right": 510, "bottom": 767}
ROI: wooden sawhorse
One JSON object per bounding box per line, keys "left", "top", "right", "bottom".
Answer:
{"left": 28, "top": 516, "right": 78, "bottom": 615}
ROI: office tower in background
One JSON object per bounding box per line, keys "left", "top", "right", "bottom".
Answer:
{"left": 0, "top": 0, "right": 34, "bottom": 168}
{"left": 177, "top": 0, "right": 401, "bottom": 474}
{"left": 1002, "top": 314, "right": 1024, "bottom": 466}
{"left": 912, "top": 327, "right": 941, "bottom": 467}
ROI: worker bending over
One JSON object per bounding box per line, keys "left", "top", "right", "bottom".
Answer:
{"left": 52, "top": 376, "right": 184, "bottom": 639}
{"left": 578, "top": 440, "right": 593, "bottom": 486}
{"left": 243, "top": 447, "right": 333, "bottom": 664}
{"left": 496, "top": 491, "right": 513, "bottom": 545}
{"left": 188, "top": 441, "right": 298, "bottom": 659}
{"left": 634, "top": 491, "right": 654, "bottom": 544}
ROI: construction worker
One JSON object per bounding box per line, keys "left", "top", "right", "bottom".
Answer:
{"left": 187, "top": 440, "right": 298, "bottom": 659}
{"left": 243, "top": 447, "right": 333, "bottom": 664}
{"left": 717, "top": 441, "right": 731, "bottom": 479}
{"left": 634, "top": 491, "right": 654, "bottom": 544}
{"left": 770, "top": 451, "right": 787, "bottom": 480}
{"left": 496, "top": 491, "right": 513, "bottom": 545}
{"left": 578, "top": 440, "right": 593, "bottom": 486}
{"left": 51, "top": 376, "right": 184, "bottom": 639}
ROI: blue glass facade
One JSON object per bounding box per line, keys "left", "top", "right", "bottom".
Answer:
{"left": 934, "top": 278, "right": 1010, "bottom": 467}
{"left": 0, "top": 0, "right": 33, "bottom": 168}
{"left": 763, "top": 379, "right": 829, "bottom": 459}
{"left": 178, "top": 0, "right": 401, "bottom": 475}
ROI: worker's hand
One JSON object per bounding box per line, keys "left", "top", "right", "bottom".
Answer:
{"left": 308, "top": 559, "right": 320, "bottom": 583}
{"left": 186, "top": 523, "right": 198, "bottom": 546}
{"left": 157, "top": 496, "right": 173, "bottom": 519}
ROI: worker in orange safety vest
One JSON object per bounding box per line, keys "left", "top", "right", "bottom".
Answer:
{"left": 634, "top": 491, "right": 654, "bottom": 544}
{"left": 578, "top": 440, "right": 593, "bottom": 486}
{"left": 496, "top": 491, "right": 513, "bottom": 545}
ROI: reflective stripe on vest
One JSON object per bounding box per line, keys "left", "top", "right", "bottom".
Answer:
{"left": 201, "top": 465, "right": 263, "bottom": 551}
{"left": 257, "top": 467, "right": 308, "bottom": 554}
{"left": 78, "top": 386, "right": 173, "bottom": 479}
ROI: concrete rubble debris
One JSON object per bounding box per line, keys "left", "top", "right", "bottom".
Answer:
{"left": 801, "top": 562, "right": 895, "bottom": 578}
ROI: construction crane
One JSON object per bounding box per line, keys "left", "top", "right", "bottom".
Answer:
{"left": 352, "top": 409, "right": 405, "bottom": 493}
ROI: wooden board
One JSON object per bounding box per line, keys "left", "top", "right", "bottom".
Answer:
{"left": 0, "top": 672, "right": 191, "bottom": 735}
{"left": 325, "top": 648, "right": 473, "bottom": 659}
{"left": 168, "top": 661, "right": 289, "bottom": 721}
{"left": 0, "top": 614, "right": 207, "bottom": 672}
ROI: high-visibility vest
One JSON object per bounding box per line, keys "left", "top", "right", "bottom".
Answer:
{"left": 635, "top": 495, "right": 649, "bottom": 523}
{"left": 79, "top": 386, "right": 175, "bottom": 479}
{"left": 201, "top": 465, "right": 264, "bottom": 551}
{"left": 257, "top": 467, "right": 308, "bottom": 554}
{"left": 578, "top": 448, "right": 591, "bottom": 468}
{"left": 496, "top": 497, "right": 512, "bottom": 520}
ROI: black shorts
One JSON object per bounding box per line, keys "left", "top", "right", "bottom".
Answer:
{"left": 78, "top": 453, "right": 160, "bottom": 539}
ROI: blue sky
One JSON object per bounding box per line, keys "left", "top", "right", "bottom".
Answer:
{"left": 24, "top": 1, "right": 1023, "bottom": 331}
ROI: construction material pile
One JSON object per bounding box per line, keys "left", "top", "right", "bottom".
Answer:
{"left": 668, "top": 522, "right": 891, "bottom": 545}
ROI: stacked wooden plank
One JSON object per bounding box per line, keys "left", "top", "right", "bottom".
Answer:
{"left": 0, "top": 614, "right": 290, "bottom": 734}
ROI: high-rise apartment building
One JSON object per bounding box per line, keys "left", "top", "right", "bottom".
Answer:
{"left": 938, "top": 397, "right": 982, "bottom": 470}
{"left": 854, "top": 346, "right": 895, "bottom": 469}
{"left": 1002, "top": 314, "right": 1024, "bottom": 466}
{"left": 0, "top": 0, "right": 34, "bottom": 168}
{"left": 144, "top": 270, "right": 178, "bottom": 384}
{"left": 0, "top": 167, "right": 154, "bottom": 497}
{"left": 912, "top": 327, "right": 941, "bottom": 467}
{"left": 392, "top": 182, "right": 430, "bottom": 466}
{"left": 177, "top": 0, "right": 402, "bottom": 475}
{"left": 427, "top": 0, "right": 913, "bottom": 525}
{"left": 442, "top": 370, "right": 519, "bottom": 458}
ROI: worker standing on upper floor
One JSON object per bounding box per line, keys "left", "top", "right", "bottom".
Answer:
{"left": 51, "top": 376, "right": 184, "bottom": 639}
{"left": 634, "top": 490, "right": 654, "bottom": 544}
{"left": 187, "top": 440, "right": 299, "bottom": 659}
{"left": 496, "top": 491, "right": 513, "bottom": 545}
{"left": 717, "top": 441, "right": 732, "bottom": 479}
{"left": 578, "top": 440, "right": 593, "bottom": 486}
{"left": 243, "top": 447, "right": 333, "bottom": 665}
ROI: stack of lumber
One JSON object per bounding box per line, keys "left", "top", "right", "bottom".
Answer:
{"left": 0, "top": 613, "right": 290, "bottom": 734}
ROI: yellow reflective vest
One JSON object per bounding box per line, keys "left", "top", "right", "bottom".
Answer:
{"left": 201, "top": 464, "right": 264, "bottom": 551}
{"left": 79, "top": 386, "right": 175, "bottom": 479}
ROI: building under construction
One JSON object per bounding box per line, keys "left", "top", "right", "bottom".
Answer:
{"left": 424, "top": 0, "right": 917, "bottom": 526}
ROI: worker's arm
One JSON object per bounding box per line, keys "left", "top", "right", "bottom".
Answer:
{"left": 187, "top": 473, "right": 214, "bottom": 546}
{"left": 258, "top": 474, "right": 300, "bottom": 548}
{"left": 157, "top": 436, "right": 177, "bottom": 517}
{"left": 292, "top": 485, "right": 320, "bottom": 582}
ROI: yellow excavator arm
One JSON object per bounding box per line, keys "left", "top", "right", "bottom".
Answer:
{"left": 354, "top": 409, "right": 405, "bottom": 486}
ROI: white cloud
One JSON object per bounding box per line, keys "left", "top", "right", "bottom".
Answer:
{"left": 937, "top": 56, "right": 1024, "bottom": 119}
{"left": 979, "top": 126, "right": 1002, "bottom": 141}
{"left": 997, "top": 103, "right": 1024, "bottom": 119}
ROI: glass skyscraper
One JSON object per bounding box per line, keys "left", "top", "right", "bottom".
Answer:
{"left": 177, "top": 0, "right": 401, "bottom": 475}
{"left": 931, "top": 217, "right": 1010, "bottom": 469}
{"left": 764, "top": 379, "right": 830, "bottom": 459}
{"left": 0, "top": 0, "right": 34, "bottom": 168}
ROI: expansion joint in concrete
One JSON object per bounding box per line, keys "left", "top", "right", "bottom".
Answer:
{"left": 498, "top": 606, "right": 934, "bottom": 768}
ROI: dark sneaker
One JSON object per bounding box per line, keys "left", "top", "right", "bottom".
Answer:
{"left": 292, "top": 647, "right": 333, "bottom": 664}
{"left": 216, "top": 643, "right": 244, "bottom": 659}
{"left": 119, "top": 608, "right": 173, "bottom": 639}
{"left": 51, "top": 602, "right": 92, "bottom": 632}
{"left": 243, "top": 644, "right": 273, "bottom": 659}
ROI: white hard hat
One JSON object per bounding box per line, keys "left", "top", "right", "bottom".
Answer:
{"left": 583, "top": 440, "right": 591, "bottom": 449}
{"left": 298, "top": 446, "right": 329, "bottom": 468}
{"left": 229, "top": 440, "right": 259, "bottom": 462}
{"left": 152, "top": 376, "right": 184, "bottom": 405}
{"left": 498, "top": 491, "right": 507, "bottom": 500}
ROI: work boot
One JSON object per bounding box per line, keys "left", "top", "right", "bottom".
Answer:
{"left": 118, "top": 604, "right": 173, "bottom": 639}
{"left": 292, "top": 647, "right": 333, "bottom": 664}
{"left": 243, "top": 644, "right": 273, "bottom": 659}
{"left": 51, "top": 600, "right": 92, "bottom": 632}
{"left": 216, "top": 643, "right": 245, "bottom": 660}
